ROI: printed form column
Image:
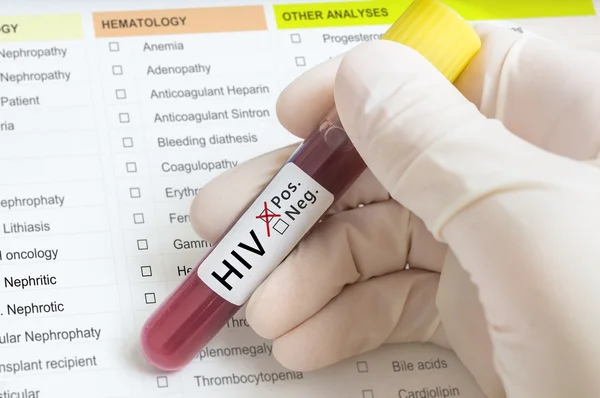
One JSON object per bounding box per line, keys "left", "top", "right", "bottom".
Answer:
{"left": 92, "top": 6, "right": 299, "bottom": 395}
{"left": 0, "top": 13, "right": 128, "bottom": 397}
{"left": 272, "top": 0, "right": 599, "bottom": 81}
{"left": 269, "top": 2, "right": 488, "bottom": 398}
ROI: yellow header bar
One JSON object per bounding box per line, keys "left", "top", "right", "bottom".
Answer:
{"left": 273, "top": 0, "right": 597, "bottom": 29}
{"left": 443, "top": 0, "right": 596, "bottom": 20}
{"left": 0, "top": 13, "right": 83, "bottom": 42}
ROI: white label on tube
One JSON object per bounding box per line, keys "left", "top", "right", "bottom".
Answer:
{"left": 197, "top": 162, "right": 334, "bottom": 305}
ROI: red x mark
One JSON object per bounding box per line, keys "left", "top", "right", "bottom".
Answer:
{"left": 255, "top": 201, "right": 281, "bottom": 237}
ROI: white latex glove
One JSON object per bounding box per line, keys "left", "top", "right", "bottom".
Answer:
{"left": 190, "top": 24, "right": 600, "bottom": 397}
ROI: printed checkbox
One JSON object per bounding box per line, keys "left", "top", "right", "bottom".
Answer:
{"left": 126, "top": 162, "right": 137, "bottom": 173}
{"left": 140, "top": 265, "right": 152, "bottom": 277}
{"left": 137, "top": 239, "right": 148, "bottom": 250}
{"left": 119, "top": 113, "right": 130, "bottom": 123}
{"left": 112, "top": 65, "right": 123, "bottom": 75}
{"left": 290, "top": 33, "right": 301, "bottom": 43}
{"left": 273, "top": 219, "right": 289, "bottom": 235}
{"left": 109, "top": 42, "right": 120, "bottom": 52}
{"left": 115, "top": 89, "right": 127, "bottom": 99}
{"left": 295, "top": 56, "right": 306, "bottom": 66}
{"left": 122, "top": 137, "right": 133, "bottom": 148}
{"left": 133, "top": 213, "right": 145, "bottom": 224}
{"left": 156, "top": 376, "right": 168, "bottom": 388}
{"left": 129, "top": 187, "right": 141, "bottom": 198}
{"left": 362, "top": 390, "right": 374, "bottom": 398}
{"left": 356, "top": 361, "right": 369, "bottom": 373}
{"left": 145, "top": 292, "right": 156, "bottom": 304}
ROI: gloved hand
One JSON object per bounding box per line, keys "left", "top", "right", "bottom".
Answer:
{"left": 189, "top": 24, "right": 600, "bottom": 397}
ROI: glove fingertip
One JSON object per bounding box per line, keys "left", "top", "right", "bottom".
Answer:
{"left": 276, "top": 54, "right": 344, "bottom": 138}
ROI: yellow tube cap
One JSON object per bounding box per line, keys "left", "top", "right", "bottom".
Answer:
{"left": 382, "top": 0, "right": 481, "bottom": 82}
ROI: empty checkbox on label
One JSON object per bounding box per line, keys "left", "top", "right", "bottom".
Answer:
{"left": 145, "top": 293, "right": 156, "bottom": 304}
{"left": 115, "top": 89, "right": 127, "bottom": 99}
{"left": 109, "top": 42, "right": 119, "bottom": 51}
{"left": 362, "top": 390, "right": 374, "bottom": 398}
{"left": 295, "top": 56, "right": 306, "bottom": 66}
{"left": 273, "top": 219, "right": 289, "bottom": 235}
{"left": 112, "top": 65, "right": 123, "bottom": 75}
{"left": 119, "top": 113, "right": 130, "bottom": 123}
{"left": 133, "top": 213, "right": 145, "bottom": 224}
{"left": 290, "top": 33, "right": 301, "bottom": 43}
{"left": 140, "top": 266, "right": 152, "bottom": 277}
{"left": 122, "top": 137, "right": 133, "bottom": 147}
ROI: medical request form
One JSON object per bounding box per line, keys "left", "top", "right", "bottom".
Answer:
{"left": 1, "top": 0, "right": 599, "bottom": 397}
